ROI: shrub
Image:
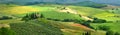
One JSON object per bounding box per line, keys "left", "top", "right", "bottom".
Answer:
{"left": 62, "top": 19, "right": 74, "bottom": 22}
{"left": 107, "top": 21, "right": 113, "bottom": 23}
{"left": 82, "top": 21, "right": 90, "bottom": 27}
{"left": 93, "top": 18, "right": 106, "bottom": 23}
{"left": 47, "top": 18, "right": 52, "bottom": 20}
{"left": 74, "top": 19, "right": 84, "bottom": 23}
{"left": 0, "top": 27, "right": 16, "bottom": 35}
{"left": 87, "top": 16, "right": 93, "bottom": 18}
{"left": 40, "top": 14, "right": 44, "bottom": 18}
{"left": 93, "top": 18, "right": 98, "bottom": 20}
{"left": 106, "top": 31, "right": 120, "bottom": 35}
{"left": 53, "top": 19, "right": 61, "bottom": 21}
{"left": 86, "top": 20, "right": 92, "bottom": 22}
{"left": 98, "top": 25, "right": 110, "bottom": 31}
{"left": 106, "top": 30, "right": 114, "bottom": 35}
{"left": 115, "top": 32, "right": 120, "bottom": 35}
{"left": 46, "top": 18, "right": 60, "bottom": 21}
{"left": 0, "top": 16, "right": 12, "bottom": 20}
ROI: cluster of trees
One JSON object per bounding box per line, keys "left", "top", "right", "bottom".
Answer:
{"left": 83, "top": 32, "right": 91, "bottom": 35}
{"left": 47, "top": 18, "right": 61, "bottom": 21}
{"left": 22, "top": 13, "right": 44, "bottom": 21}
{"left": 112, "top": 8, "right": 119, "bottom": 10}
{"left": 0, "top": 16, "right": 12, "bottom": 20}
{"left": 47, "top": 17, "right": 94, "bottom": 29}
{"left": 47, "top": 18, "right": 94, "bottom": 29}
{"left": 77, "top": 17, "right": 107, "bottom": 29}
{"left": 47, "top": 16, "right": 107, "bottom": 29}
{"left": 81, "top": 20, "right": 94, "bottom": 29}
{"left": 0, "top": 27, "right": 16, "bottom": 35}
{"left": 62, "top": 19, "right": 75, "bottom": 22}
{"left": 80, "top": 17, "right": 107, "bottom": 29}
{"left": 110, "top": 8, "right": 120, "bottom": 14}
{"left": 47, "top": 17, "right": 84, "bottom": 23}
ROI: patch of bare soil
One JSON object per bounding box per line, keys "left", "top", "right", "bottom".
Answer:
{"left": 0, "top": 24, "right": 10, "bottom": 28}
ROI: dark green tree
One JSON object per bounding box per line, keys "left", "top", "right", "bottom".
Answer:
{"left": 93, "top": 17, "right": 98, "bottom": 20}
{"left": 106, "top": 30, "right": 114, "bottom": 35}
{"left": 40, "top": 14, "right": 44, "bottom": 18}
{"left": 29, "top": 13, "right": 39, "bottom": 19}
{"left": 82, "top": 21, "right": 90, "bottom": 27}
{"left": 84, "top": 32, "right": 91, "bottom": 35}
{"left": 21, "top": 14, "right": 30, "bottom": 21}
{"left": 82, "top": 20, "right": 94, "bottom": 29}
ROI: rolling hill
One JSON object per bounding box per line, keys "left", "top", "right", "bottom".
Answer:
{"left": 0, "top": 3, "right": 120, "bottom": 35}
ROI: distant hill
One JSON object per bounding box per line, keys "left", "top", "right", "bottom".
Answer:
{"left": 0, "top": 0, "right": 120, "bottom": 6}
{"left": 90, "top": 0, "right": 120, "bottom": 6}
{"left": 68, "top": 1, "right": 107, "bottom": 8}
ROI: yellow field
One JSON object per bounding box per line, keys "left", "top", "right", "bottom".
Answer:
{"left": 0, "top": 6, "right": 40, "bottom": 14}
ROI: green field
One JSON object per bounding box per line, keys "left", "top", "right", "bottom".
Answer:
{"left": 40, "top": 11, "right": 83, "bottom": 20}
{"left": 91, "top": 22, "right": 120, "bottom": 33}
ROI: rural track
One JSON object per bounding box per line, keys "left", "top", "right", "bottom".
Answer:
{"left": 57, "top": 7, "right": 95, "bottom": 32}
{"left": 58, "top": 7, "right": 93, "bottom": 21}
